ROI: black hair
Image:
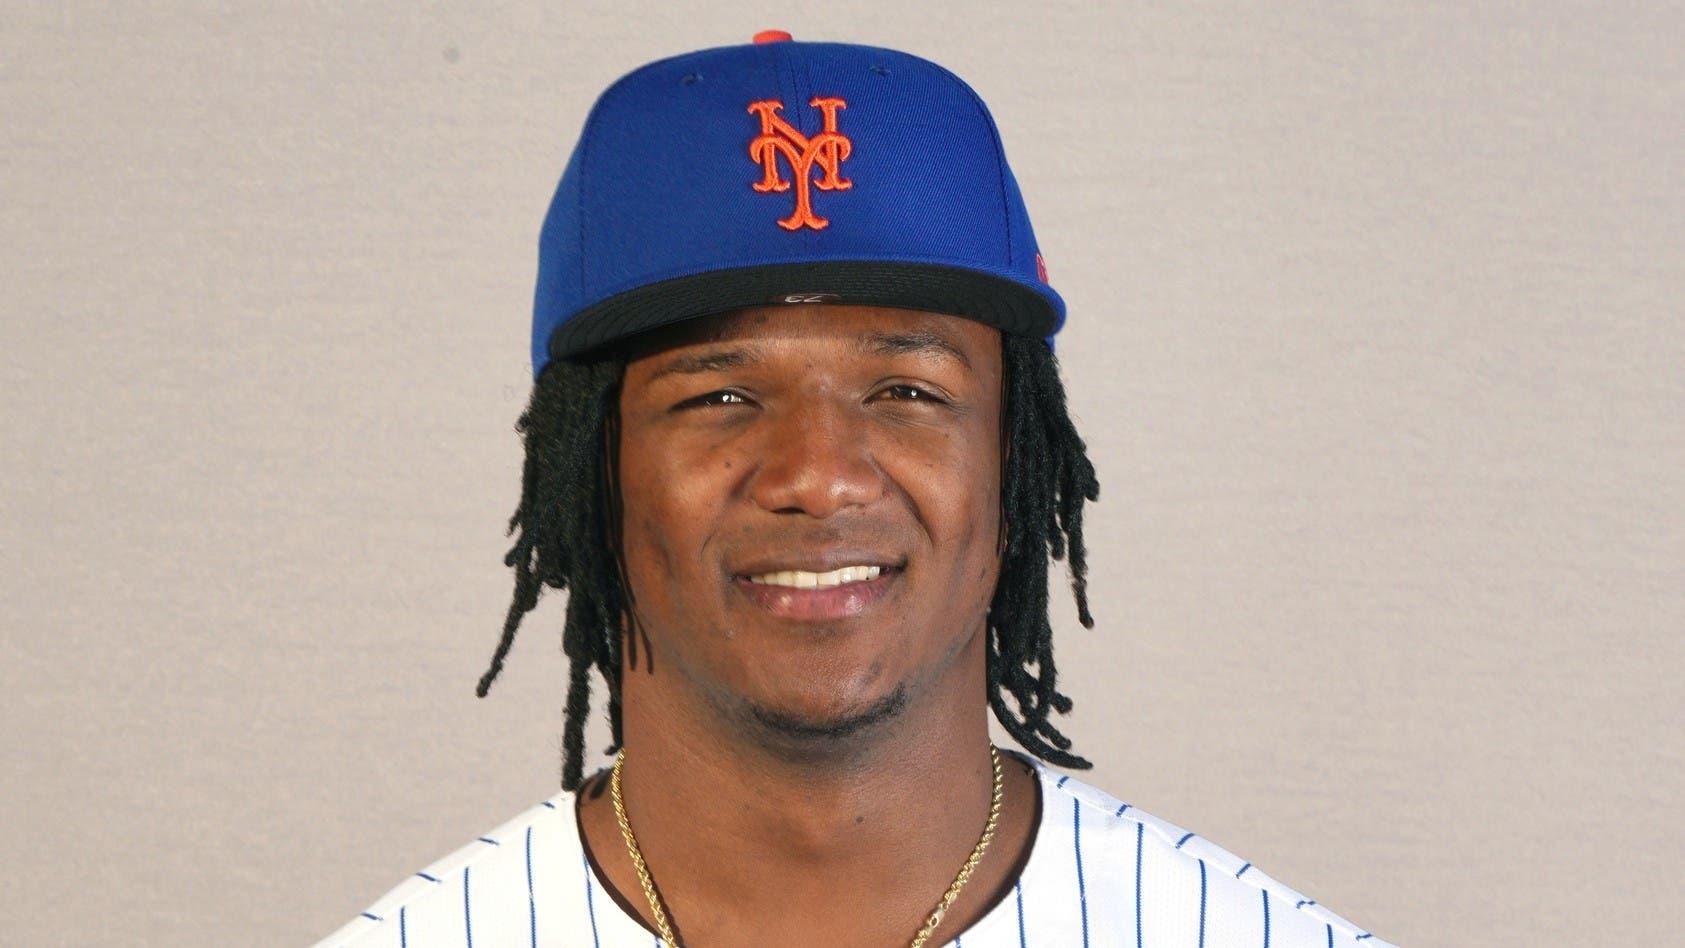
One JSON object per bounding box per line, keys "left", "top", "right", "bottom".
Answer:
{"left": 475, "top": 332, "right": 1100, "bottom": 791}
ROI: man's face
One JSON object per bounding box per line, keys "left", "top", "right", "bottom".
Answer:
{"left": 614, "top": 304, "right": 1005, "bottom": 745}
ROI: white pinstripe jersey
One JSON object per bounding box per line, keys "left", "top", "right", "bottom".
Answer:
{"left": 318, "top": 752, "right": 1396, "bottom": 947}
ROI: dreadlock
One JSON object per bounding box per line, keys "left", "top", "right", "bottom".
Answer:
{"left": 476, "top": 332, "right": 1100, "bottom": 791}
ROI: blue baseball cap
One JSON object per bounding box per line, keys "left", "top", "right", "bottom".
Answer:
{"left": 530, "top": 30, "right": 1066, "bottom": 379}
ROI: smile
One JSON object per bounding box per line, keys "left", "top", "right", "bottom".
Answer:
{"left": 744, "top": 565, "right": 882, "bottom": 588}
{"left": 733, "top": 565, "right": 899, "bottom": 621}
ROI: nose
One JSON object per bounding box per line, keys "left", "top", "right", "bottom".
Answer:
{"left": 746, "top": 399, "right": 884, "bottom": 518}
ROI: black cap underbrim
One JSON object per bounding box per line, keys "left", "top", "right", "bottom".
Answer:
{"left": 546, "top": 261, "right": 1062, "bottom": 361}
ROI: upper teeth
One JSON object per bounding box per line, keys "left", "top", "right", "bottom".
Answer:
{"left": 746, "top": 565, "right": 883, "bottom": 588}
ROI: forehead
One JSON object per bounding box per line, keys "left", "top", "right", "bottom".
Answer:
{"left": 618, "top": 304, "right": 1002, "bottom": 369}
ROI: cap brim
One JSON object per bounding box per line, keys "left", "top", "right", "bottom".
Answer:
{"left": 546, "top": 261, "right": 1063, "bottom": 361}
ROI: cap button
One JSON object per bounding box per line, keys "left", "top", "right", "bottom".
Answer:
{"left": 752, "top": 30, "right": 793, "bottom": 44}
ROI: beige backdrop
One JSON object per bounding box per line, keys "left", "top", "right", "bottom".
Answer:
{"left": 3, "top": 2, "right": 1680, "bottom": 945}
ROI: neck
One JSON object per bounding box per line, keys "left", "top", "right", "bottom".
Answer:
{"left": 577, "top": 627, "right": 1040, "bottom": 944}
{"left": 628, "top": 670, "right": 992, "bottom": 856}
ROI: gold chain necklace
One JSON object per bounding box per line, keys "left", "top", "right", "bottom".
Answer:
{"left": 610, "top": 744, "right": 1004, "bottom": 948}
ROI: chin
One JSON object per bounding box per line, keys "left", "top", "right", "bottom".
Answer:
{"left": 743, "top": 683, "right": 909, "bottom": 749}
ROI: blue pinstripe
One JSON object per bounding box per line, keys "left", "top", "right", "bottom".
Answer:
{"left": 1015, "top": 878, "right": 1026, "bottom": 948}
{"left": 1073, "top": 798, "right": 1089, "bottom": 947}
{"left": 583, "top": 852, "right": 601, "bottom": 948}
{"left": 1197, "top": 860, "right": 1207, "bottom": 948}
{"left": 463, "top": 865, "right": 474, "bottom": 948}
{"left": 1134, "top": 821, "right": 1143, "bottom": 948}
{"left": 525, "top": 826, "right": 537, "bottom": 948}
{"left": 338, "top": 781, "right": 1393, "bottom": 948}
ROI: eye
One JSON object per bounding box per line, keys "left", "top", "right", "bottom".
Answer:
{"left": 874, "top": 383, "right": 948, "bottom": 404}
{"left": 674, "top": 389, "right": 751, "bottom": 411}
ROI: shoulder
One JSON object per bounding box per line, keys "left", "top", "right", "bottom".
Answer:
{"left": 1030, "top": 759, "right": 1399, "bottom": 947}
{"left": 312, "top": 790, "right": 584, "bottom": 948}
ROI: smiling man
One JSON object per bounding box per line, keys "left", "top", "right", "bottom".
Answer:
{"left": 318, "top": 32, "right": 1394, "bottom": 948}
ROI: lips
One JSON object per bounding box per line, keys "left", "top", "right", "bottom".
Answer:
{"left": 730, "top": 551, "right": 905, "bottom": 578}
{"left": 731, "top": 562, "right": 903, "bottom": 623}
{"left": 745, "top": 565, "right": 883, "bottom": 588}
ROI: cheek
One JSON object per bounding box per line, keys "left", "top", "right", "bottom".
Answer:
{"left": 616, "top": 429, "right": 737, "bottom": 608}
{"left": 884, "top": 425, "right": 1001, "bottom": 602}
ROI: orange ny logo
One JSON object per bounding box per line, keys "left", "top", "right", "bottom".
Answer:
{"left": 747, "top": 96, "right": 852, "bottom": 230}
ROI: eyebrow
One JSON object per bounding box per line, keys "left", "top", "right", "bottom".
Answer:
{"left": 643, "top": 328, "right": 971, "bottom": 384}
{"left": 645, "top": 346, "right": 762, "bottom": 384}
{"left": 858, "top": 330, "right": 972, "bottom": 370}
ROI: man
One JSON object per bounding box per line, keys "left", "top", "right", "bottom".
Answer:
{"left": 319, "top": 32, "right": 1395, "bottom": 947}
